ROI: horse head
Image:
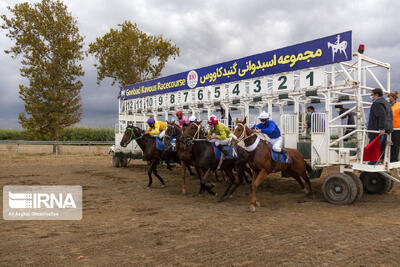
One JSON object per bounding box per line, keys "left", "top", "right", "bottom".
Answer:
{"left": 182, "top": 120, "right": 202, "bottom": 140}
{"left": 231, "top": 117, "right": 252, "bottom": 145}
{"left": 120, "top": 123, "right": 144, "bottom": 147}
{"left": 163, "top": 121, "right": 181, "bottom": 147}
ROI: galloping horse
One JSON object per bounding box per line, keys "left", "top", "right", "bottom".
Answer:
{"left": 231, "top": 118, "right": 313, "bottom": 212}
{"left": 182, "top": 121, "right": 252, "bottom": 200}
{"left": 120, "top": 124, "right": 182, "bottom": 189}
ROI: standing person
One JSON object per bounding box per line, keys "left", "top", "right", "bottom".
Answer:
{"left": 367, "top": 88, "right": 393, "bottom": 161}
{"left": 251, "top": 112, "right": 288, "bottom": 159}
{"left": 335, "top": 105, "right": 356, "bottom": 136}
{"left": 305, "top": 106, "right": 315, "bottom": 135}
{"left": 388, "top": 91, "right": 400, "bottom": 162}
{"left": 176, "top": 111, "right": 190, "bottom": 128}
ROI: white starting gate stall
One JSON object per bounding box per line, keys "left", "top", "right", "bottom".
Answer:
{"left": 114, "top": 31, "right": 399, "bottom": 205}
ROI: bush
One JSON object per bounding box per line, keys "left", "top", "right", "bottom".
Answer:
{"left": 0, "top": 127, "right": 115, "bottom": 141}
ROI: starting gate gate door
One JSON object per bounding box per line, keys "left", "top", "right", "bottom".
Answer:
{"left": 281, "top": 114, "right": 298, "bottom": 149}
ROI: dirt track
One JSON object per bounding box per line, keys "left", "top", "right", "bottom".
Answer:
{"left": 1, "top": 153, "right": 400, "bottom": 266}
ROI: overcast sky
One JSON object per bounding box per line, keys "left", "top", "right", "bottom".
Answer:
{"left": 1, "top": 0, "right": 399, "bottom": 129}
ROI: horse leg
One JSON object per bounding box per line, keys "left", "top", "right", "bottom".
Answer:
{"left": 301, "top": 171, "right": 313, "bottom": 196}
{"left": 152, "top": 163, "right": 166, "bottom": 188}
{"left": 287, "top": 169, "right": 312, "bottom": 196}
{"left": 200, "top": 169, "right": 216, "bottom": 196}
{"left": 181, "top": 160, "right": 187, "bottom": 195}
{"left": 147, "top": 161, "right": 155, "bottom": 189}
{"left": 219, "top": 168, "right": 237, "bottom": 201}
{"left": 250, "top": 169, "right": 268, "bottom": 212}
{"left": 244, "top": 166, "right": 252, "bottom": 184}
{"left": 187, "top": 164, "right": 194, "bottom": 176}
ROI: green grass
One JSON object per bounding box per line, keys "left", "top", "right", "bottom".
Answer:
{"left": 0, "top": 127, "right": 115, "bottom": 141}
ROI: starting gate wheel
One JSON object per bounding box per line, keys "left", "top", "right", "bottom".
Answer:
{"left": 344, "top": 171, "right": 364, "bottom": 203}
{"left": 322, "top": 173, "right": 358, "bottom": 205}
{"left": 386, "top": 178, "right": 394, "bottom": 193}
{"left": 360, "top": 172, "right": 391, "bottom": 194}
{"left": 112, "top": 155, "right": 121, "bottom": 168}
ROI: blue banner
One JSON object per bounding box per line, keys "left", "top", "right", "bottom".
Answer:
{"left": 121, "top": 31, "right": 352, "bottom": 100}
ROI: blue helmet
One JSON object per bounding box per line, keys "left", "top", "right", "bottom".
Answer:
{"left": 147, "top": 118, "right": 155, "bottom": 124}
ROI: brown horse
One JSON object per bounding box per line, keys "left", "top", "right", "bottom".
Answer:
{"left": 163, "top": 121, "right": 201, "bottom": 195}
{"left": 182, "top": 121, "right": 252, "bottom": 200}
{"left": 231, "top": 117, "right": 312, "bottom": 212}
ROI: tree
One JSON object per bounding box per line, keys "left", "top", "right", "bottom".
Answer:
{"left": 88, "top": 21, "right": 180, "bottom": 87}
{"left": 1, "top": 0, "right": 85, "bottom": 148}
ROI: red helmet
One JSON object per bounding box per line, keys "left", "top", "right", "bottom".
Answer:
{"left": 176, "top": 111, "right": 183, "bottom": 117}
{"left": 207, "top": 115, "right": 218, "bottom": 125}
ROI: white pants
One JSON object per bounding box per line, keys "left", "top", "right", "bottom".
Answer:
{"left": 270, "top": 136, "right": 283, "bottom": 152}
{"left": 159, "top": 130, "right": 166, "bottom": 139}
{"left": 210, "top": 138, "right": 230, "bottom": 146}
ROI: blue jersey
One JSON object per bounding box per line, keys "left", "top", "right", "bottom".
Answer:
{"left": 251, "top": 120, "right": 281, "bottom": 139}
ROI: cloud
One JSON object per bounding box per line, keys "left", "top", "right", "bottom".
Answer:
{"left": 1, "top": 0, "right": 399, "bottom": 129}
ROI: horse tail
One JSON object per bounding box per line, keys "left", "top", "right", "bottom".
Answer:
{"left": 305, "top": 161, "right": 312, "bottom": 174}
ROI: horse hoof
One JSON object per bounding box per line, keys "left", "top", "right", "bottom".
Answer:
{"left": 302, "top": 188, "right": 311, "bottom": 196}
{"left": 255, "top": 201, "right": 261, "bottom": 207}
{"left": 161, "top": 184, "right": 166, "bottom": 188}
{"left": 249, "top": 205, "right": 256, "bottom": 212}
{"left": 146, "top": 186, "right": 151, "bottom": 190}
{"left": 182, "top": 189, "right": 186, "bottom": 195}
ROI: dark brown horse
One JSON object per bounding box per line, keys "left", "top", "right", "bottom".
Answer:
{"left": 182, "top": 121, "right": 252, "bottom": 200}
{"left": 120, "top": 124, "right": 183, "bottom": 189}
{"left": 231, "top": 117, "right": 312, "bottom": 212}
{"left": 163, "top": 121, "right": 203, "bottom": 194}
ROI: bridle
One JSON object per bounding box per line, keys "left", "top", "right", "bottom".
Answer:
{"left": 232, "top": 123, "right": 261, "bottom": 152}
{"left": 127, "top": 126, "right": 144, "bottom": 143}
{"left": 233, "top": 123, "right": 255, "bottom": 143}
{"left": 163, "top": 124, "right": 180, "bottom": 149}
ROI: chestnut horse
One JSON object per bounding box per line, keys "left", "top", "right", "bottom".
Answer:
{"left": 120, "top": 124, "right": 185, "bottom": 189}
{"left": 231, "top": 118, "right": 312, "bottom": 212}
{"left": 182, "top": 121, "right": 252, "bottom": 200}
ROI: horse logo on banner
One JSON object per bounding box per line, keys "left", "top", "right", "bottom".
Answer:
{"left": 327, "top": 34, "right": 348, "bottom": 62}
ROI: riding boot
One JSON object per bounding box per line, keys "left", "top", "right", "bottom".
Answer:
{"left": 217, "top": 145, "right": 232, "bottom": 159}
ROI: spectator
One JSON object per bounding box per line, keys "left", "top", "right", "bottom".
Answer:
{"left": 367, "top": 88, "right": 393, "bottom": 162}
{"left": 335, "top": 105, "right": 356, "bottom": 136}
{"left": 305, "top": 106, "right": 315, "bottom": 135}
{"left": 388, "top": 91, "right": 400, "bottom": 162}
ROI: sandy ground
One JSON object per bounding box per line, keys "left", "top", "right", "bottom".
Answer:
{"left": 1, "top": 152, "right": 400, "bottom": 266}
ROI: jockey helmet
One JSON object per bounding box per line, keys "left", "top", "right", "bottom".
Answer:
{"left": 147, "top": 118, "right": 155, "bottom": 125}
{"left": 176, "top": 111, "right": 183, "bottom": 117}
{"left": 207, "top": 115, "right": 218, "bottom": 125}
{"left": 189, "top": 115, "right": 197, "bottom": 122}
{"left": 258, "top": 112, "right": 270, "bottom": 120}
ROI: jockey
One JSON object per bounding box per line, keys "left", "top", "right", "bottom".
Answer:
{"left": 146, "top": 118, "right": 167, "bottom": 138}
{"left": 251, "top": 112, "right": 288, "bottom": 158}
{"left": 176, "top": 111, "right": 190, "bottom": 128}
{"left": 207, "top": 115, "right": 231, "bottom": 158}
